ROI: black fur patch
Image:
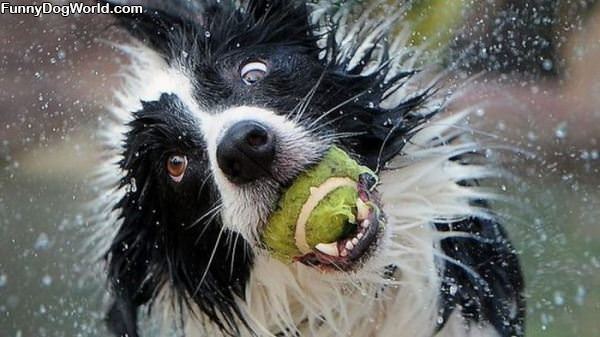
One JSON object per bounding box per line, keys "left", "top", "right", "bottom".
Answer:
{"left": 435, "top": 217, "right": 525, "bottom": 337}
{"left": 105, "top": 94, "right": 253, "bottom": 337}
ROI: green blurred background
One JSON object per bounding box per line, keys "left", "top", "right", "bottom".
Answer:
{"left": 0, "top": 1, "right": 599, "bottom": 336}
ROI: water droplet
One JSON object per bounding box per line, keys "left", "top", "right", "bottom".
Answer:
{"left": 130, "top": 177, "right": 137, "bottom": 193}
{"left": 41, "top": 274, "right": 52, "bottom": 287}
{"left": 34, "top": 232, "right": 49, "bottom": 251}
{"left": 204, "top": 30, "right": 211, "bottom": 38}
{"left": 0, "top": 274, "right": 7, "bottom": 288}
{"left": 554, "top": 122, "right": 568, "bottom": 139}
{"left": 580, "top": 150, "right": 590, "bottom": 160}
{"left": 574, "top": 286, "right": 586, "bottom": 306}
{"left": 553, "top": 291, "right": 564, "bottom": 306}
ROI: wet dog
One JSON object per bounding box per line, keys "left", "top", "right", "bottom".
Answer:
{"left": 93, "top": 1, "right": 525, "bottom": 336}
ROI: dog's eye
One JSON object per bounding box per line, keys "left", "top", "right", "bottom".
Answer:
{"left": 167, "top": 154, "right": 188, "bottom": 182}
{"left": 240, "top": 61, "right": 267, "bottom": 85}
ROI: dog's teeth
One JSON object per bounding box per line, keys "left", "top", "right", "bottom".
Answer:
{"left": 361, "top": 219, "right": 370, "bottom": 228}
{"left": 357, "top": 233, "right": 364, "bottom": 239}
{"left": 345, "top": 241, "right": 354, "bottom": 250}
{"left": 340, "top": 249, "right": 348, "bottom": 257}
{"left": 356, "top": 198, "right": 370, "bottom": 221}
{"left": 315, "top": 242, "right": 339, "bottom": 257}
{"left": 352, "top": 238, "right": 359, "bottom": 245}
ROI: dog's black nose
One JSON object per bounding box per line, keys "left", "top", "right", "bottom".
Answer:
{"left": 216, "top": 120, "right": 276, "bottom": 184}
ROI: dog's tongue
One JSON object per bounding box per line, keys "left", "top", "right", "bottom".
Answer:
{"left": 261, "top": 146, "right": 379, "bottom": 263}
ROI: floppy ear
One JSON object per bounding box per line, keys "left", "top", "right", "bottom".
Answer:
{"left": 247, "top": 0, "right": 301, "bottom": 18}
{"left": 244, "top": 0, "right": 313, "bottom": 45}
{"left": 102, "top": 0, "right": 193, "bottom": 56}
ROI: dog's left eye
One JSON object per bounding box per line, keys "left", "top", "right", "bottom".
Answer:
{"left": 240, "top": 61, "right": 268, "bottom": 85}
{"left": 167, "top": 154, "right": 188, "bottom": 183}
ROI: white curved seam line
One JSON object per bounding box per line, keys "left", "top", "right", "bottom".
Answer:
{"left": 294, "top": 177, "right": 356, "bottom": 254}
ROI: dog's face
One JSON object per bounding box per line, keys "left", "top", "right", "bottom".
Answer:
{"left": 103, "top": 1, "right": 439, "bottom": 335}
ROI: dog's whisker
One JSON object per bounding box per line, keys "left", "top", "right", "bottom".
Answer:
{"left": 307, "top": 90, "right": 370, "bottom": 130}
{"left": 229, "top": 232, "right": 241, "bottom": 278}
{"left": 291, "top": 70, "right": 327, "bottom": 123}
{"left": 305, "top": 114, "right": 348, "bottom": 133}
{"left": 196, "top": 171, "right": 215, "bottom": 199}
{"left": 188, "top": 202, "right": 223, "bottom": 230}
{"left": 317, "top": 131, "right": 367, "bottom": 144}
{"left": 193, "top": 224, "right": 227, "bottom": 297}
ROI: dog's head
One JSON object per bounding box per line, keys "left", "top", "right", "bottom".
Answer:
{"left": 100, "top": 0, "right": 439, "bottom": 335}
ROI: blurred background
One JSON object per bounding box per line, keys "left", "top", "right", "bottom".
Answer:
{"left": 0, "top": 0, "right": 598, "bottom": 336}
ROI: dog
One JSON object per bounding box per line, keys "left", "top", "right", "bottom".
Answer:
{"left": 92, "top": 1, "right": 525, "bottom": 336}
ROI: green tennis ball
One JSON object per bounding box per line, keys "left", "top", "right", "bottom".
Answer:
{"left": 305, "top": 185, "right": 357, "bottom": 248}
{"left": 262, "top": 146, "right": 374, "bottom": 262}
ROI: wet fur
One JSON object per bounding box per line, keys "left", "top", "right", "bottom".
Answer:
{"left": 94, "top": 1, "right": 525, "bottom": 337}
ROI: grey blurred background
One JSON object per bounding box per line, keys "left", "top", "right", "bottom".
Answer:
{"left": 0, "top": 1, "right": 598, "bottom": 336}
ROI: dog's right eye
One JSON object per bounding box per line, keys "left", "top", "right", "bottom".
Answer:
{"left": 167, "top": 154, "right": 188, "bottom": 183}
{"left": 240, "top": 61, "right": 268, "bottom": 85}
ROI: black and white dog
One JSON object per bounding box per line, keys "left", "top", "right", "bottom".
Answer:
{"left": 92, "top": 1, "right": 525, "bottom": 336}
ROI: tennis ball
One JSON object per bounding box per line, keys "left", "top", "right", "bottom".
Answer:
{"left": 262, "top": 146, "right": 376, "bottom": 262}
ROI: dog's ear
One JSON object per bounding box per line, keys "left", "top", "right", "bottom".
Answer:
{"left": 247, "top": 0, "right": 301, "bottom": 18}
{"left": 245, "top": 0, "right": 313, "bottom": 45}
{"left": 102, "top": 0, "right": 194, "bottom": 55}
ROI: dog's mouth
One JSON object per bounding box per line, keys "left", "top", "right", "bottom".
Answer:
{"left": 293, "top": 174, "right": 385, "bottom": 272}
